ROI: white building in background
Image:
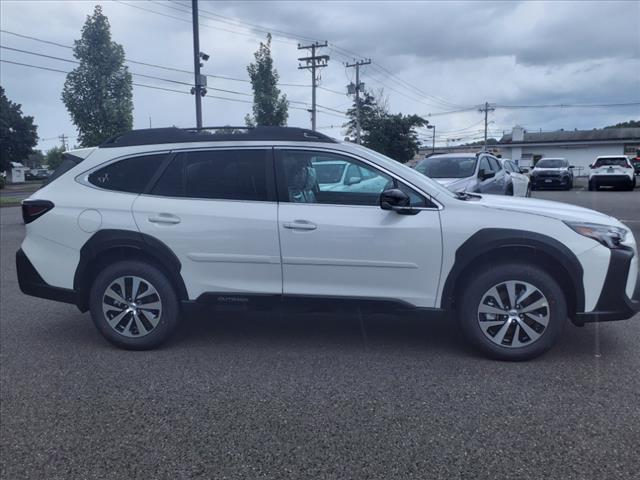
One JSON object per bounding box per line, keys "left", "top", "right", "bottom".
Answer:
{"left": 417, "top": 127, "right": 640, "bottom": 176}
{"left": 6, "top": 162, "right": 29, "bottom": 184}
{"left": 498, "top": 126, "right": 640, "bottom": 173}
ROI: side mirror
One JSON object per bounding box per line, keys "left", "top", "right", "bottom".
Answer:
{"left": 569, "top": 165, "right": 575, "bottom": 169}
{"left": 380, "top": 188, "right": 414, "bottom": 214}
{"left": 345, "top": 176, "right": 362, "bottom": 186}
{"left": 521, "top": 168, "right": 529, "bottom": 173}
{"left": 478, "top": 169, "right": 496, "bottom": 180}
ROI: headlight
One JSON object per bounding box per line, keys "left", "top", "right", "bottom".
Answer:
{"left": 564, "top": 221, "right": 627, "bottom": 249}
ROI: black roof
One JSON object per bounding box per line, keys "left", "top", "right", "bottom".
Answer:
{"left": 99, "top": 126, "right": 338, "bottom": 148}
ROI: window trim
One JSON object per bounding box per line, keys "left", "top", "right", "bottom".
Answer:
{"left": 274, "top": 147, "right": 441, "bottom": 210}
{"left": 143, "top": 146, "right": 278, "bottom": 203}
{"left": 76, "top": 151, "right": 172, "bottom": 195}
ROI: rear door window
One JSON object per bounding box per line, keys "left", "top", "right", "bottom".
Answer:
{"left": 88, "top": 154, "right": 167, "bottom": 193}
{"left": 150, "top": 149, "right": 272, "bottom": 201}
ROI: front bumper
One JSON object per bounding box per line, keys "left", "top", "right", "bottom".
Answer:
{"left": 16, "top": 248, "right": 79, "bottom": 307}
{"left": 575, "top": 247, "right": 640, "bottom": 324}
{"left": 531, "top": 175, "right": 572, "bottom": 188}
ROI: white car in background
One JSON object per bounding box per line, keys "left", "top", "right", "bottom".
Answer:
{"left": 588, "top": 156, "right": 636, "bottom": 191}
{"left": 312, "top": 159, "right": 390, "bottom": 192}
{"left": 500, "top": 158, "right": 531, "bottom": 197}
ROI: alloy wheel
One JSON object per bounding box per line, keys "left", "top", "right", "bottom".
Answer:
{"left": 477, "top": 280, "right": 549, "bottom": 348}
{"left": 101, "top": 276, "right": 162, "bottom": 337}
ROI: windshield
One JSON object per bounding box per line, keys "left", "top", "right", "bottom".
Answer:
{"left": 536, "top": 159, "right": 566, "bottom": 168}
{"left": 415, "top": 157, "right": 477, "bottom": 179}
{"left": 593, "top": 158, "right": 628, "bottom": 168}
{"left": 312, "top": 162, "right": 346, "bottom": 183}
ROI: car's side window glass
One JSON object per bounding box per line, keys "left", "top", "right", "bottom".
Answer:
{"left": 489, "top": 157, "right": 502, "bottom": 172}
{"left": 88, "top": 154, "right": 166, "bottom": 193}
{"left": 397, "top": 182, "right": 432, "bottom": 208}
{"left": 478, "top": 157, "right": 491, "bottom": 175}
{"left": 504, "top": 161, "right": 513, "bottom": 173}
{"left": 150, "top": 149, "right": 269, "bottom": 201}
{"left": 278, "top": 151, "right": 393, "bottom": 206}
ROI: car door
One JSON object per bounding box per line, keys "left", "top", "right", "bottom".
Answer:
{"left": 132, "top": 148, "right": 282, "bottom": 300}
{"left": 275, "top": 148, "right": 443, "bottom": 308}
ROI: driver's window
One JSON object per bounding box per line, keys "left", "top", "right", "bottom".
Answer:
{"left": 479, "top": 157, "right": 491, "bottom": 175}
{"left": 278, "top": 151, "right": 393, "bottom": 206}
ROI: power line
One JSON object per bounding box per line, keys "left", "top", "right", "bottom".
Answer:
{"left": 0, "top": 29, "right": 317, "bottom": 89}
{"left": 496, "top": 102, "right": 640, "bottom": 109}
{"left": 0, "top": 45, "right": 256, "bottom": 96}
{"left": 0, "top": 58, "right": 323, "bottom": 114}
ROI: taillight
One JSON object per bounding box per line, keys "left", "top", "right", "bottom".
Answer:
{"left": 21, "top": 200, "right": 54, "bottom": 224}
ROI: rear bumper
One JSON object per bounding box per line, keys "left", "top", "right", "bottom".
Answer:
{"left": 591, "top": 175, "right": 634, "bottom": 186}
{"left": 16, "top": 248, "right": 80, "bottom": 308}
{"left": 575, "top": 247, "right": 640, "bottom": 324}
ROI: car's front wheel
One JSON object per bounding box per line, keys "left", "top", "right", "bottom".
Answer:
{"left": 458, "top": 263, "right": 567, "bottom": 361}
{"left": 89, "top": 260, "right": 180, "bottom": 350}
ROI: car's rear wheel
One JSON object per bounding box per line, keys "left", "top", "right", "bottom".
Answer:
{"left": 588, "top": 179, "right": 597, "bottom": 191}
{"left": 458, "top": 263, "right": 567, "bottom": 361}
{"left": 90, "top": 260, "right": 179, "bottom": 350}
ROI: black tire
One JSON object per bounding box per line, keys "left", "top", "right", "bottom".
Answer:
{"left": 526, "top": 185, "right": 532, "bottom": 197}
{"left": 90, "top": 260, "right": 180, "bottom": 350}
{"left": 457, "top": 263, "right": 567, "bottom": 361}
{"left": 506, "top": 184, "right": 514, "bottom": 196}
{"left": 588, "top": 179, "right": 597, "bottom": 191}
{"left": 628, "top": 178, "right": 637, "bottom": 191}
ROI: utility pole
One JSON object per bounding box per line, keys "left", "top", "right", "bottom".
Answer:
{"left": 345, "top": 58, "right": 371, "bottom": 144}
{"left": 298, "top": 41, "right": 329, "bottom": 131}
{"left": 58, "top": 134, "right": 68, "bottom": 151}
{"left": 426, "top": 124, "right": 436, "bottom": 153}
{"left": 479, "top": 101, "right": 495, "bottom": 150}
{"left": 190, "top": 0, "right": 209, "bottom": 129}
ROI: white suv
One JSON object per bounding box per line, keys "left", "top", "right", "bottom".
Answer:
{"left": 588, "top": 156, "right": 637, "bottom": 191}
{"left": 17, "top": 127, "right": 639, "bottom": 360}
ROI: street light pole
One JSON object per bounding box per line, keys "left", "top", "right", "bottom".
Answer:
{"left": 427, "top": 124, "right": 435, "bottom": 154}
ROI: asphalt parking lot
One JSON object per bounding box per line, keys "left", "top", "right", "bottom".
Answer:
{"left": 1, "top": 186, "right": 639, "bottom": 480}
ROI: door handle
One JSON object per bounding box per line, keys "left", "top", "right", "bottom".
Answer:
{"left": 148, "top": 213, "right": 181, "bottom": 225}
{"left": 283, "top": 220, "right": 317, "bottom": 231}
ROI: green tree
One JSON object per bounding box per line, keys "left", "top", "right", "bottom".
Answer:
{"left": 344, "top": 89, "right": 388, "bottom": 140}
{"left": 366, "top": 114, "right": 427, "bottom": 163}
{"left": 45, "top": 146, "right": 66, "bottom": 170}
{"left": 62, "top": 5, "right": 133, "bottom": 147}
{"left": 245, "top": 34, "right": 288, "bottom": 127}
{"left": 26, "top": 150, "right": 45, "bottom": 169}
{"left": 343, "top": 88, "right": 426, "bottom": 162}
{"left": 0, "top": 86, "right": 38, "bottom": 172}
{"left": 604, "top": 119, "right": 640, "bottom": 129}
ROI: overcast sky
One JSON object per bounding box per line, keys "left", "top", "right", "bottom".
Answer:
{"left": 1, "top": 0, "right": 639, "bottom": 151}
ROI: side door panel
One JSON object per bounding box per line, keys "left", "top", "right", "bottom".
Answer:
{"left": 132, "top": 148, "right": 282, "bottom": 300}
{"left": 275, "top": 149, "right": 443, "bottom": 308}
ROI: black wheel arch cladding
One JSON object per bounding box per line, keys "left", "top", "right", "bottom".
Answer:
{"left": 74, "top": 229, "right": 188, "bottom": 310}
{"left": 441, "top": 228, "right": 585, "bottom": 313}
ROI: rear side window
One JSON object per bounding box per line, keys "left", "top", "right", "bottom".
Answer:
{"left": 44, "top": 153, "right": 84, "bottom": 186}
{"left": 88, "top": 154, "right": 166, "bottom": 193}
{"left": 150, "top": 149, "right": 269, "bottom": 201}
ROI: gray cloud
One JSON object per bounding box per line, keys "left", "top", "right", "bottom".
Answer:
{"left": 0, "top": 0, "right": 638, "bottom": 152}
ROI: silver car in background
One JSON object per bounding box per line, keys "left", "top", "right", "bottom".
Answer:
{"left": 414, "top": 153, "right": 514, "bottom": 195}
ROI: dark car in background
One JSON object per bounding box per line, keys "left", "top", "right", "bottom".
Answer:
{"left": 414, "top": 153, "right": 513, "bottom": 195}
{"left": 530, "top": 158, "right": 574, "bottom": 190}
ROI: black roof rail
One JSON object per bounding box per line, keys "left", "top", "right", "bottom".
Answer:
{"left": 99, "top": 126, "right": 337, "bottom": 148}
